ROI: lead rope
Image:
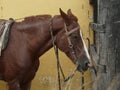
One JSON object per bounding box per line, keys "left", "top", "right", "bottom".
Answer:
{"left": 81, "top": 72, "right": 84, "bottom": 90}
{"left": 55, "top": 46, "right": 61, "bottom": 90}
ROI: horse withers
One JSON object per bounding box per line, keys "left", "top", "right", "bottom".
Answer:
{"left": 0, "top": 9, "right": 90, "bottom": 90}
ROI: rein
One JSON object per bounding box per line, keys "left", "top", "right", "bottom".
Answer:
{"left": 49, "top": 18, "right": 85, "bottom": 90}
{"left": 49, "top": 18, "right": 62, "bottom": 90}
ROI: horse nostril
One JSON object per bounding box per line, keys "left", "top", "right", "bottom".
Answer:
{"left": 76, "top": 60, "right": 90, "bottom": 72}
{"left": 84, "top": 61, "right": 90, "bottom": 69}
{"left": 85, "top": 62, "right": 89, "bottom": 68}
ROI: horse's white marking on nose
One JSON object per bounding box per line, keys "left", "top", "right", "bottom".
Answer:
{"left": 80, "top": 30, "right": 90, "bottom": 61}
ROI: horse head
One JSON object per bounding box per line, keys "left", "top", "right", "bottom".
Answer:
{"left": 55, "top": 9, "right": 90, "bottom": 72}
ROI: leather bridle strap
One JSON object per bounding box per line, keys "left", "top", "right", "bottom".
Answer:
{"left": 64, "top": 23, "right": 79, "bottom": 60}
{"left": 65, "top": 25, "right": 80, "bottom": 36}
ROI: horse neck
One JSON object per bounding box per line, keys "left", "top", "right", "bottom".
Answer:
{"left": 52, "top": 16, "right": 64, "bottom": 32}
{"left": 16, "top": 16, "right": 64, "bottom": 57}
{"left": 37, "top": 16, "right": 64, "bottom": 56}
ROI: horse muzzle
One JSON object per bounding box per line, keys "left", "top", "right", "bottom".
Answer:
{"left": 76, "top": 58, "right": 90, "bottom": 72}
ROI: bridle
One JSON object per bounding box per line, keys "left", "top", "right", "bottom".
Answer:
{"left": 64, "top": 22, "right": 86, "bottom": 70}
{"left": 49, "top": 18, "right": 85, "bottom": 90}
{"left": 64, "top": 23, "right": 79, "bottom": 61}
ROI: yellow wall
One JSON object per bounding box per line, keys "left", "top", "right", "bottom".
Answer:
{"left": 0, "top": 0, "right": 93, "bottom": 90}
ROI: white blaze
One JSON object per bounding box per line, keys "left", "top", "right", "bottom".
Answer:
{"left": 80, "top": 30, "right": 90, "bottom": 61}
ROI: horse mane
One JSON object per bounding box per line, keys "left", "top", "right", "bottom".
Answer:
{"left": 23, "top": 15, "right": 52, "bottom": 22}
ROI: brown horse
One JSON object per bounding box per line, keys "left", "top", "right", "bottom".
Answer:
{"left": 0, "top": 9, "right": 90, "bottom": 90}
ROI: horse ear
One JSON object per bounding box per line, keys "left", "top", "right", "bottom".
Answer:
{"left": 59, "top": 8, "right": 71, "bottom": 25}
{"left": 67, "top": 9, "right": 78, "bottom": 22}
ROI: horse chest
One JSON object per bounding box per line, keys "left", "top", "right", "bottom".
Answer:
{"left": 0, "top": 63, "right": 3, "bottom": 80}
{"left": 0, "top": 73, "right": 3, "bottom": 80}
{"left": 21, "top": 59, "right": 40, "bottom": 81}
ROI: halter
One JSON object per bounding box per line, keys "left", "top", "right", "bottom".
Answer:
{"left": 49, "top": 18, "right": 85, "bottom": 90}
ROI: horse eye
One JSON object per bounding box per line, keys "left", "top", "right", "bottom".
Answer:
{"left": 73, "top": 35, "right": 78, "bottom": 39}
{"left": 72, "top": 35, "right": 79, "bottom": 39}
